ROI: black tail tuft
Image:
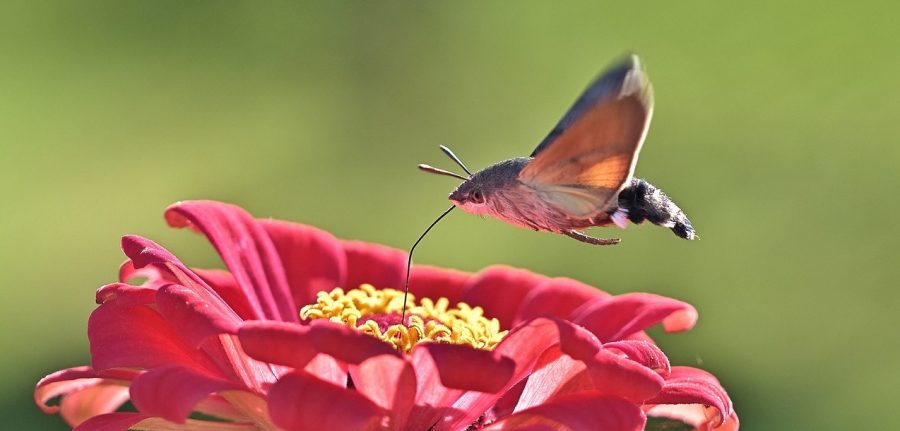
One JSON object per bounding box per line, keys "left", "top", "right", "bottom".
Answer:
{"left": 617, "top": 178, "right": 698, "bottom": 240}
{"left": 672, "top": 218, "right": 697, "bottom": 240}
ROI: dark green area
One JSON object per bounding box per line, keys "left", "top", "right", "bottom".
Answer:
{"left": 3, "top": 1, "right": 897, "bottom": 429}
{"left": 646, "top": 417, "right": 694, "bottom": 431}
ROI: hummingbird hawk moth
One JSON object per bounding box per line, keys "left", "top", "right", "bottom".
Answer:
{"left": 401, "top": 54, "right": 697, "bottom": 323}
{"left": 418, "top": 54, "right": 696, "bottom": 246}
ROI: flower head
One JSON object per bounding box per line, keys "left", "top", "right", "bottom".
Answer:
{"left": 36, "top": 200, "right": 737, "bottom": 431}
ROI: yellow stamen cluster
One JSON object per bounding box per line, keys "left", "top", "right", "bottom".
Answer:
{"left": 300, "top": 284, "right": 508, "bottom": 353}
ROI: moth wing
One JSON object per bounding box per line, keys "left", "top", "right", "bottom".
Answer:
{"left": 519, "top": 54, "right": 653, "bottom": 210}
{"left": 534, "top": 184, "right": 610, "bottom": 218}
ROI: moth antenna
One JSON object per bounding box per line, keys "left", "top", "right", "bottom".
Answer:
{"left": 439, "top": 145, "right": 473, "bottom": 177}
{"left": 418, "top": 164, "right": 469, "bottom": 181}
{"left": 401, "top": 205, "right": 456, "bottom": 328}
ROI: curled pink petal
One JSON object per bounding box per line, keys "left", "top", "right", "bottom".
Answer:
{"left": 165, "top": 201, "right": 298, "bottom": 323}
{"left": 460, "top": 266, "right": 547, "bottom": 329}
{"left": 237, "top": 321, "right": 319, "bottom": 369}
{"left": 60, "top": 384, "right": 130, "bottom": 427}
{"left": 35, "top": 367, "right": 137, "bottom": 425}
{"left": 268, "top": 371, "right": 383, "bottom": 431}
{"left": 130, "top": 365, "right": 239, "bottom": 423}
{"left": 584, "top": 349, "right": 665, "bottom": 403}
{"left": 118, "top": 259, "right": 175, "bottom": 286}
{"left": 420, "top": 343, "right": 515, "bottom": 393}
{"left": 302, "top": 319, "right": 401, "bottom": 364}
{"left": 261, "top": 219, "right": 347, "bottom": 307}
{"left": 342, "top": 240, "right": 406, "bottom": 290}
{"left": 646, "top": 366, "right": 734, "bottom": 427}
{"left": 486, "top": 394, "right": 646, "bottom": 431}
{"left": 120, "top": 235, "right": 243, "bottom": 323}
{"left": 239, "top": 320, "right": 399, "bottom": 370}
{"left": 95, "top": 283, "right": 157, "bottom": 307}
{"left": 514, "top": 277, "right": 608, "bottom": 325}
{"left": 604, "top": 340, "right": 672, "bottom": 377}
{"left": 572, "top": 293, "right": 699, "bottom": 342}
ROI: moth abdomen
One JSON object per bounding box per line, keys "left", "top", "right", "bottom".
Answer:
{"left": 617, "top": 178, "right": 697, "bottom": 240}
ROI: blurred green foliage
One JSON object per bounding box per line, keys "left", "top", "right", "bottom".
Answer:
{"left": 2, "top": 1, "right": 898, "bottom": 429}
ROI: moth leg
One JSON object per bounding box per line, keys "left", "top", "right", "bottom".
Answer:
{"left": 565, "top": 230, "right": 621, "bottom": 246}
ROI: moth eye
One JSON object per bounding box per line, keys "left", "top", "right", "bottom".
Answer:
{"left": 471, "top": 190, "right": 484, "bottom": 204}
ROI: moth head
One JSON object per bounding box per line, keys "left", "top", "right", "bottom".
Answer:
{"left": 449, "top": 180, "right": 488, "bottom": 214}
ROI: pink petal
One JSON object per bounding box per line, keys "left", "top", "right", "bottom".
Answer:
{"left": 349, "top": 355, "right": 416, "bottom": 430}
{"left": 118, "top": 259, "right": 176, "bottom": 287}
{"left": 194, "top": 269, "right": 256, "bottom": 320}
{"left": 165, "top": 201, "right": 298, "bottom": 323}
{"left": 604, "top": 340, "right": 672, "bottom": 377}
{"left": 491, "top": 378, "right": 528, "bottom": 420}
{"left": 74, "top": 413, "right": 259, "bottom": 431}
{"left": 130, "top": 365, "right": 239, "bottom": 423}
{"left": 260, "top": 219, "right": 347, "bottom": 307}
{"left": 513, "top": 344, "right": 666, "bottom": 411}
{"left": 646, "top": 366, "right": 735, "bottom": 427}
{"left": 120, "top": 235, "right": 244, "bottom": 324}
{"left": 301, "top": 319, "right": 400, "bottom": 364}
{"left": 486, "top": 394, "right": 646, "bottom": 431}
{"left": 60, "top": 384, "right": 130, "bottom": 427}
{"left": 95, "top": 283, "right": 157, "bottom": 307}
{"left": 341, "top": 240, "right": 406, "bottom": 290}
{"left": 572, "top": 293, "right": 699, "bottom": 342}
{"left": 155, "top": 284, "right": 240, "bottom": 347}
{"left": 408, "top": 265, "right": 471, "bottom": 305}
{"left": 501, "top": 317, "right": 603, "bottom": 365}
{"left": 35, "top": 367, "right": 137, "bottom": 424}
{"left": 72, "top": 412, "right": 149, "bottom": 431}
{"left": 459, "top": 266, "right": 547, "bottom": 329}
{"left": 584, "top": 349, "right": 665, "bottom": 403}
{"left": 197, "top": 334, "right": 281, "bottom": 392}
{"left": 237, "top": 321, "right": 319, "bottom": 369}
{"left": 513, "top": 353, "right": 588, "bottom": 412}
{"left": 267, "top": 371, "right": 383, "bottom": 431}
{"left": 444, "top": 318, "right": 602, "bottom": 430}
{"left": 513, "top": 277, "right": 608, "bottom": 325}
{"left": 121, "top": 235, "right": 198, "bottom": 282}
{"left": 304, "top": 354, "right": 348, "bottom": 387}
{"left": 238, "top": 320, "right": 399, "bottom": 370}
{"left": 88, "top": 303, "right": 221, "bottom": 374}
{"left": 419, "top": 343, "right": 515, "bottom": 393}
{"left": 407, "top": 347, "right": 466, "bottom": 430}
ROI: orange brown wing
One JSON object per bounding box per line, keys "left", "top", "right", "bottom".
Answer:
{"left": 520, "top": 55, "right": 653, "bottom": 200}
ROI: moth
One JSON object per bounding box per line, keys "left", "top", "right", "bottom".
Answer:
{"left": 419, "top": 54, "right": 696, "bottom": 245}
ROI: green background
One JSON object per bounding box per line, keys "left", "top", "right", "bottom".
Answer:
{"left": 3, "top": 2, "right": 898, "bottom": 430}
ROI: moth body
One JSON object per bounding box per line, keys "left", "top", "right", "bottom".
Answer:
{"left": 450, "top": 160, "right": 695, "bottom": 240}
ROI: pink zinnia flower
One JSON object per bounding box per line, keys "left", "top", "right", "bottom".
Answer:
{"left": 36, "top": 200, "right": 737, "bottom": 431}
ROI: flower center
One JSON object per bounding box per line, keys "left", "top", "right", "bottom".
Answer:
{"left": 300, "top": 284, "right": 508, "bottom": 353}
